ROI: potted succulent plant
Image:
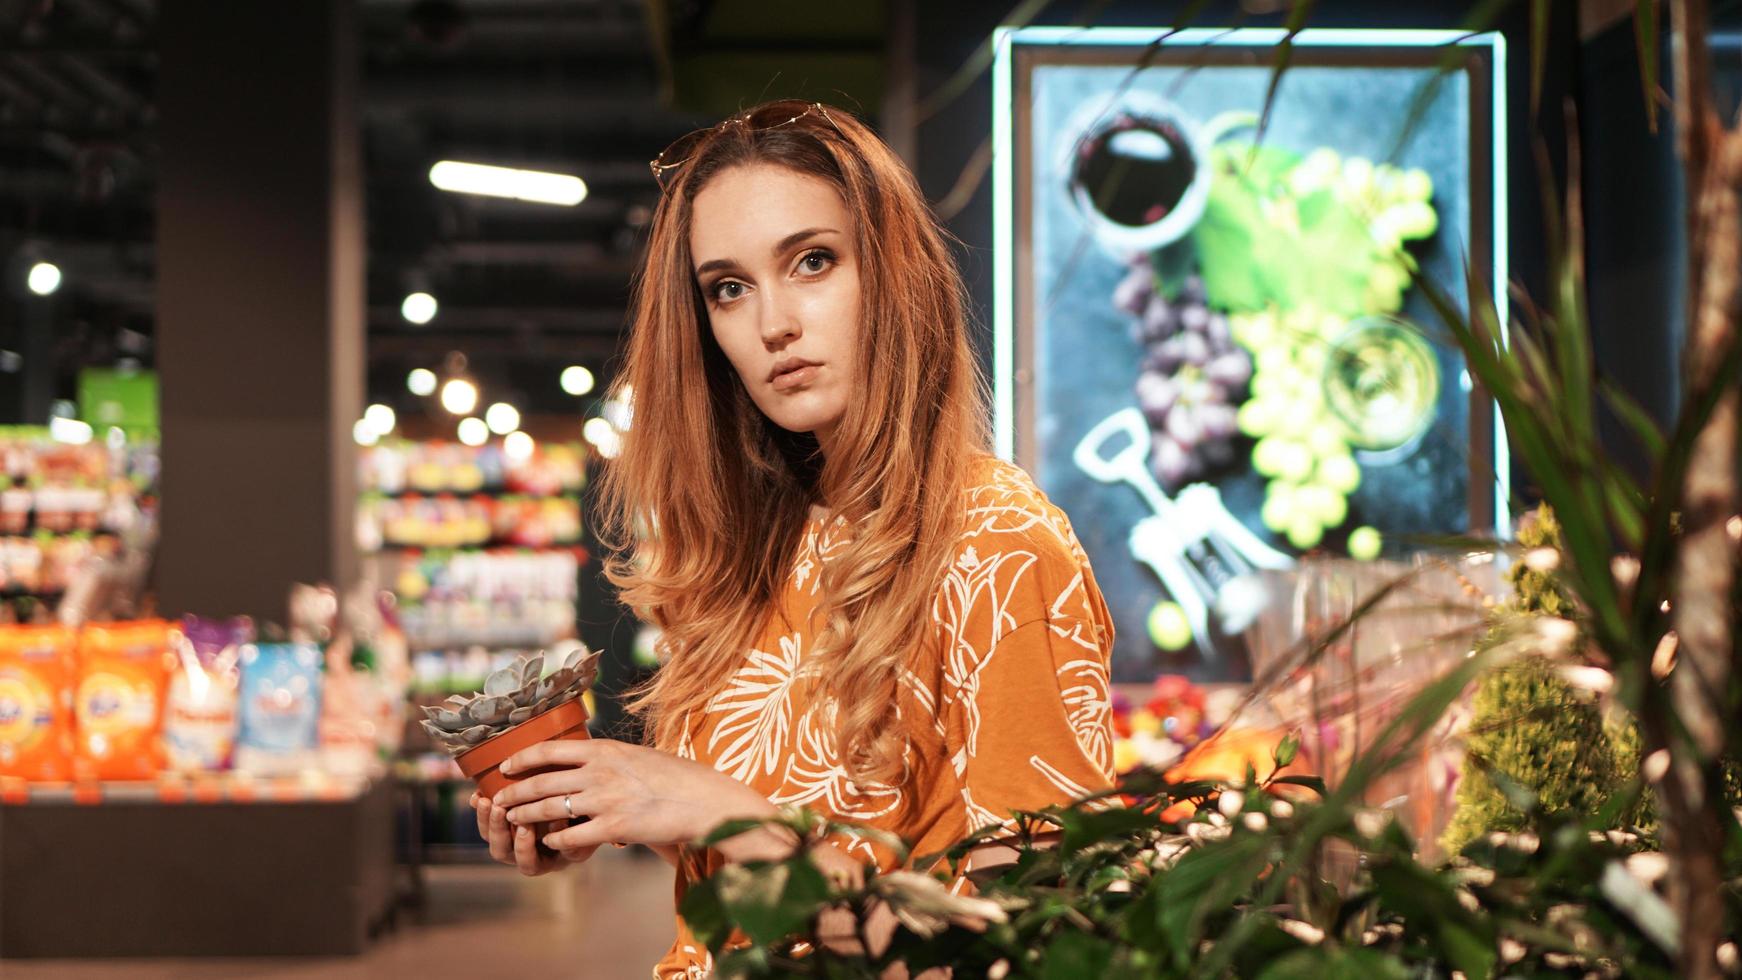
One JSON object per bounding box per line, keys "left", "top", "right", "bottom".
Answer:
{"left": 417, "top": 643, "right": 602, "bottom": 798}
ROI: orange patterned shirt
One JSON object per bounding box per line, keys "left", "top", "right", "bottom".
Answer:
{"left": 653, "top": 456, "right": 1116, "bottom": 979}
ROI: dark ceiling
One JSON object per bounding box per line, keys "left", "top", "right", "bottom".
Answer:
{"left": 0, "top": 0, "right": 891, "bottom": 421}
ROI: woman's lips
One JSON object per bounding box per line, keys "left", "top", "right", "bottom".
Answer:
{"left": 771, "top": 364, "right": 820, "bottom": 392}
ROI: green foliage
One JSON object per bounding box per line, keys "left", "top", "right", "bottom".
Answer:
{"left": 1442, "top": 655, "right": 1624, "bottom": 854}
{"left": 1442, "top": 506, "right": 1640, "bottom": 855}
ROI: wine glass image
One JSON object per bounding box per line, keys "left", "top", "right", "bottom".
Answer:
{"left": 1321, "top": 316, "right": 1441, "bottom": 463}
{"left": 1058, "top": 90, "right": 1256, "bottom": 255}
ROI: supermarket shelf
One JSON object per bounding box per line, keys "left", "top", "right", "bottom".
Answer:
{"left": 0, "top": 771, "right": 374, "bottom": 806}
{"left": 362, "top": 487, "right": 582, "bottom": 500}
{"left": 365, "top": 542, "right": 586, "bottom": 556}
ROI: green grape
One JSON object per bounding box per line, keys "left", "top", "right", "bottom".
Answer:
{"left": 1400, "top": 167, "right": 1433, "bottom": 201}
{"left": 1147, "top": 601, "right": 1193, "bottom": 652}
{"left": 1287, "top": 514, "right": 1325, "bottom": 550}
{"left": 1261, "top": 483, "right": 1295, "bottom": 532}
{"left": 1317, "top": 453, "right": 1362, "bottom": 495}
{"left": 1252, "top": 436, "right": 1287, "bottom": 477}
{"left": 1348, "top": 525, "right": 1383, "bottom": 561}
{"left": 1275, "top": 440, "right": 1314, "bottom": 482}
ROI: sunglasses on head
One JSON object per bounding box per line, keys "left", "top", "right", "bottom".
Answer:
{"left": 648, "top": 101, "right": 843, "bottom": 192}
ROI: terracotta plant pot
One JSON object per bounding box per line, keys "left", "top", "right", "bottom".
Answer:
{"left": 455, "top": 698, "right": 591, "bottom": 800}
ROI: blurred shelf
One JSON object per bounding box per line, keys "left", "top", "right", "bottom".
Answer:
{"left": 364, "top": 542, "right": 586, "bottom": 556}
{"left": 362, "top": 488, "right": 582, "bottom": 500}
{"left": 0, "top": 771, "right": 377, "bottom": 806}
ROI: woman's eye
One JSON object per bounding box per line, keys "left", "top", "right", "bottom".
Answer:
{"left": 712, "top": 281, "right": 744, "bottom": 301}
{"left": 799, "top": 251, "right": 833, "bottom": 274}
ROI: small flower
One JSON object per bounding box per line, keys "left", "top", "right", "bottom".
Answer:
{"left": 1353, "top": 808, "right": 1389, "bottom": 839}
{"left": 1523, "top": 547, "right": 1560, "bottom": 572}
{"left": 1535, "top": 617, "right": 1579, "bottom": 655}
{"left": 1242, "top": 812, "right": 1268, "bottom": 833}
{"left": 1643, "top": 749, "right": 1672, "bottom": 784}
{"left": 1556, "top": 665, "right": 1614, "bottom": 695}
{"left": 1277, "top": 919, "right": 1324, "bottom": 945}
{"left": 1625, "top": 851, "right": 1669, "bottom": 886}
{"left": 870, "top": 870, "right": 1010, "bottom": 939}
{"left": 1269, "top": 799, "right": 1295, "bottom": 820}
{"left": 1455, "top": 888, "right": 1480, "bottom": 912}
{"left": 1610, "top": 554, "right": 1640, "bottom": 590}
{"left": 989, "top": 959, "right": 1011, "bottom": 980}
{"left": 1651, "top": 631, "right": 1678, "bottom": 679}
{"left": 1499, "top": 937, "right": 1526, "bottom": 963}
{"left": 1217, "top": 789, "right": 1245, "bottom": 818}
{"left": 1718, "top": 942, "right": 1738, "bottom": 970}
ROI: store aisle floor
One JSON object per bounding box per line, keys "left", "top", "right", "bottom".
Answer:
{"left": 3, "top": 848, "right": 677, "bottom": 979}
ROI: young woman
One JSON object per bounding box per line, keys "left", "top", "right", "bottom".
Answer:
{"left": 475, "top": 100, "right": 1116, "bottom": 978}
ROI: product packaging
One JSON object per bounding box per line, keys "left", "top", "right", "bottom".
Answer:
{"left": 162, "top": 615, "right": 251, "bottom": 772}
{"left": 235, "top": 642, "right": 323, "bottom": 774}
{"left": 73, "top": 620, "right": 176, "bottom": 780}
{"left": 0, "top": 625, "right": 76, "bottom": 781}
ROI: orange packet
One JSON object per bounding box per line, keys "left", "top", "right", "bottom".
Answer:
{"left": 73, "top": 620, "right": 176, "bottom": 781}
{"left": 0, "top": 625, "right": 76, "bottom": 781}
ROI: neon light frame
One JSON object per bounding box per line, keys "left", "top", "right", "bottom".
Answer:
{"left": 990, "top": 26, "right": 1511, "bottom": 536}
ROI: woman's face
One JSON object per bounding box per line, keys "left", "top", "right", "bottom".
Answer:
{"left": 689, "top": 163, "right": 861, "bottom": 452}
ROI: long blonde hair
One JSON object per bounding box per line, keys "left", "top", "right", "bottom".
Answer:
{"left": 598, "top": 101, "right": 990, "bottom": 787}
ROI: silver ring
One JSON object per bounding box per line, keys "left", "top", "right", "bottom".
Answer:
{"left": 563, "top": 793, "right": 574, "bottom": 820}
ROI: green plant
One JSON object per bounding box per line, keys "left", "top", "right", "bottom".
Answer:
{"left": 1441, "top": 508, "right": 1634, "bottom": 855}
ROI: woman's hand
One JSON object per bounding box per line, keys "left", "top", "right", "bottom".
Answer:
{"left": 491, "top": 738, "right": 790, "bottom": 865}
{"left": 471, "top": 789, "right": 573, "bottom": 876}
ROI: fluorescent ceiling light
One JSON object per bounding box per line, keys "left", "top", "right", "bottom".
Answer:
{"left": 429, "top": 161, "right": 588, "bottom": 206}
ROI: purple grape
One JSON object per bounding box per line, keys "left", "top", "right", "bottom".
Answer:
{"left": 1140, "top": 293, "right": 1177, "bottom": 341}
{"left": 1135, "top": 373, "right": 1179, "bottom": 425}
{"left": 1165, "top": 402, "right": 1204, "bottom": 447}
{"left": 1173, "top": 331, "right": 1210, "bottom": 367}
{"left": 1113, "top": 265, "right": 1153, "bottom": 317}
{"left": 1179, "top": 303, "right": 1210, "bottom": 333}
{"left": 1204, "top": 351, "right": 1253, "bottom": 388}
{"left": 1207, "top": 312, "right": 1232, "bottom": 346}
{"left": 1150, "top": 434, "right": 1190, "bottom": 486}
{"left": 1198, "top": 403, "right": 1238, "bottom": 440}
{"left": 1117, "top": 264, "right": 1247, "bottom": 488}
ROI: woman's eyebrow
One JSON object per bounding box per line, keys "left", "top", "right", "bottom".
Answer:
{"left": 693, "top": 227, "right": 841, "bottom": 278}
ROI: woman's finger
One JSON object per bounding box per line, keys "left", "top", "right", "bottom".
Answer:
{"left": 472, "top": 793, "right": 491, "bottom": 843}
{"left": 492, "top": 765, "right": 594, "bottom": 810}
{"left": 512, "top": 822, "right": 548, "bottom": 875}
{"left": 498, "top": 738, "right": 602, "bottom": 778}
{"left": 486, "top": 803, "right": 514, "bottom": 864}
{"left": 542, "top": 814, "right": 620, "bottom": 853}
{"left": 506, "top": 786, "right": 604, "bottom": 826}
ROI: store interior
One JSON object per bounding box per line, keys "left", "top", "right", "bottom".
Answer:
{"left": 0, "top": 0, "right": 1737, "bottom": 976}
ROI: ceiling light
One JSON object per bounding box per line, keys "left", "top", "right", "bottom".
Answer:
{"left": 429, "top": 161, "right": 588, "bottom": 206}
{"left": 456, "top": 417, "right": 489, "bottom": 446}
{"left": 560, "top": 365, "right": 595, "bottom": 396}
{"left": 485, "top": 402, "right": 521, "bottom": 435}
{"left": 27, "top": 262, "right": 61, "bottom": 296}
{"left": 364, "top": 404, "right": 397, "bottom": 436}
{"left": 401, "top": 291, "right": 438, "bottom": 325}
{"left": 503, "top": 430, "right": 535, "bottom": 462}
{"left": 50, "top": 416, "right": 92, "bottom": 445}
{"left": 441, "top": 378, "right": 478, "bottom": 415}
{"left": 407, "top": 368, "right": 438, "bottom": 397}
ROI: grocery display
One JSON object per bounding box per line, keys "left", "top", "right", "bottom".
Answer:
{"left": 1005, "top": 35, "right": 1499, "bottom": 677}
{"left": 0, "top": 428, "right": 158, "bottom": 611}
{"left": 0, "top": 584, "right": 413, "bottom": 790}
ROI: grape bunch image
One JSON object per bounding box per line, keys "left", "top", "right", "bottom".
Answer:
{"left": 1114, "top": 262, "right": 1252, "bottom": 489}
